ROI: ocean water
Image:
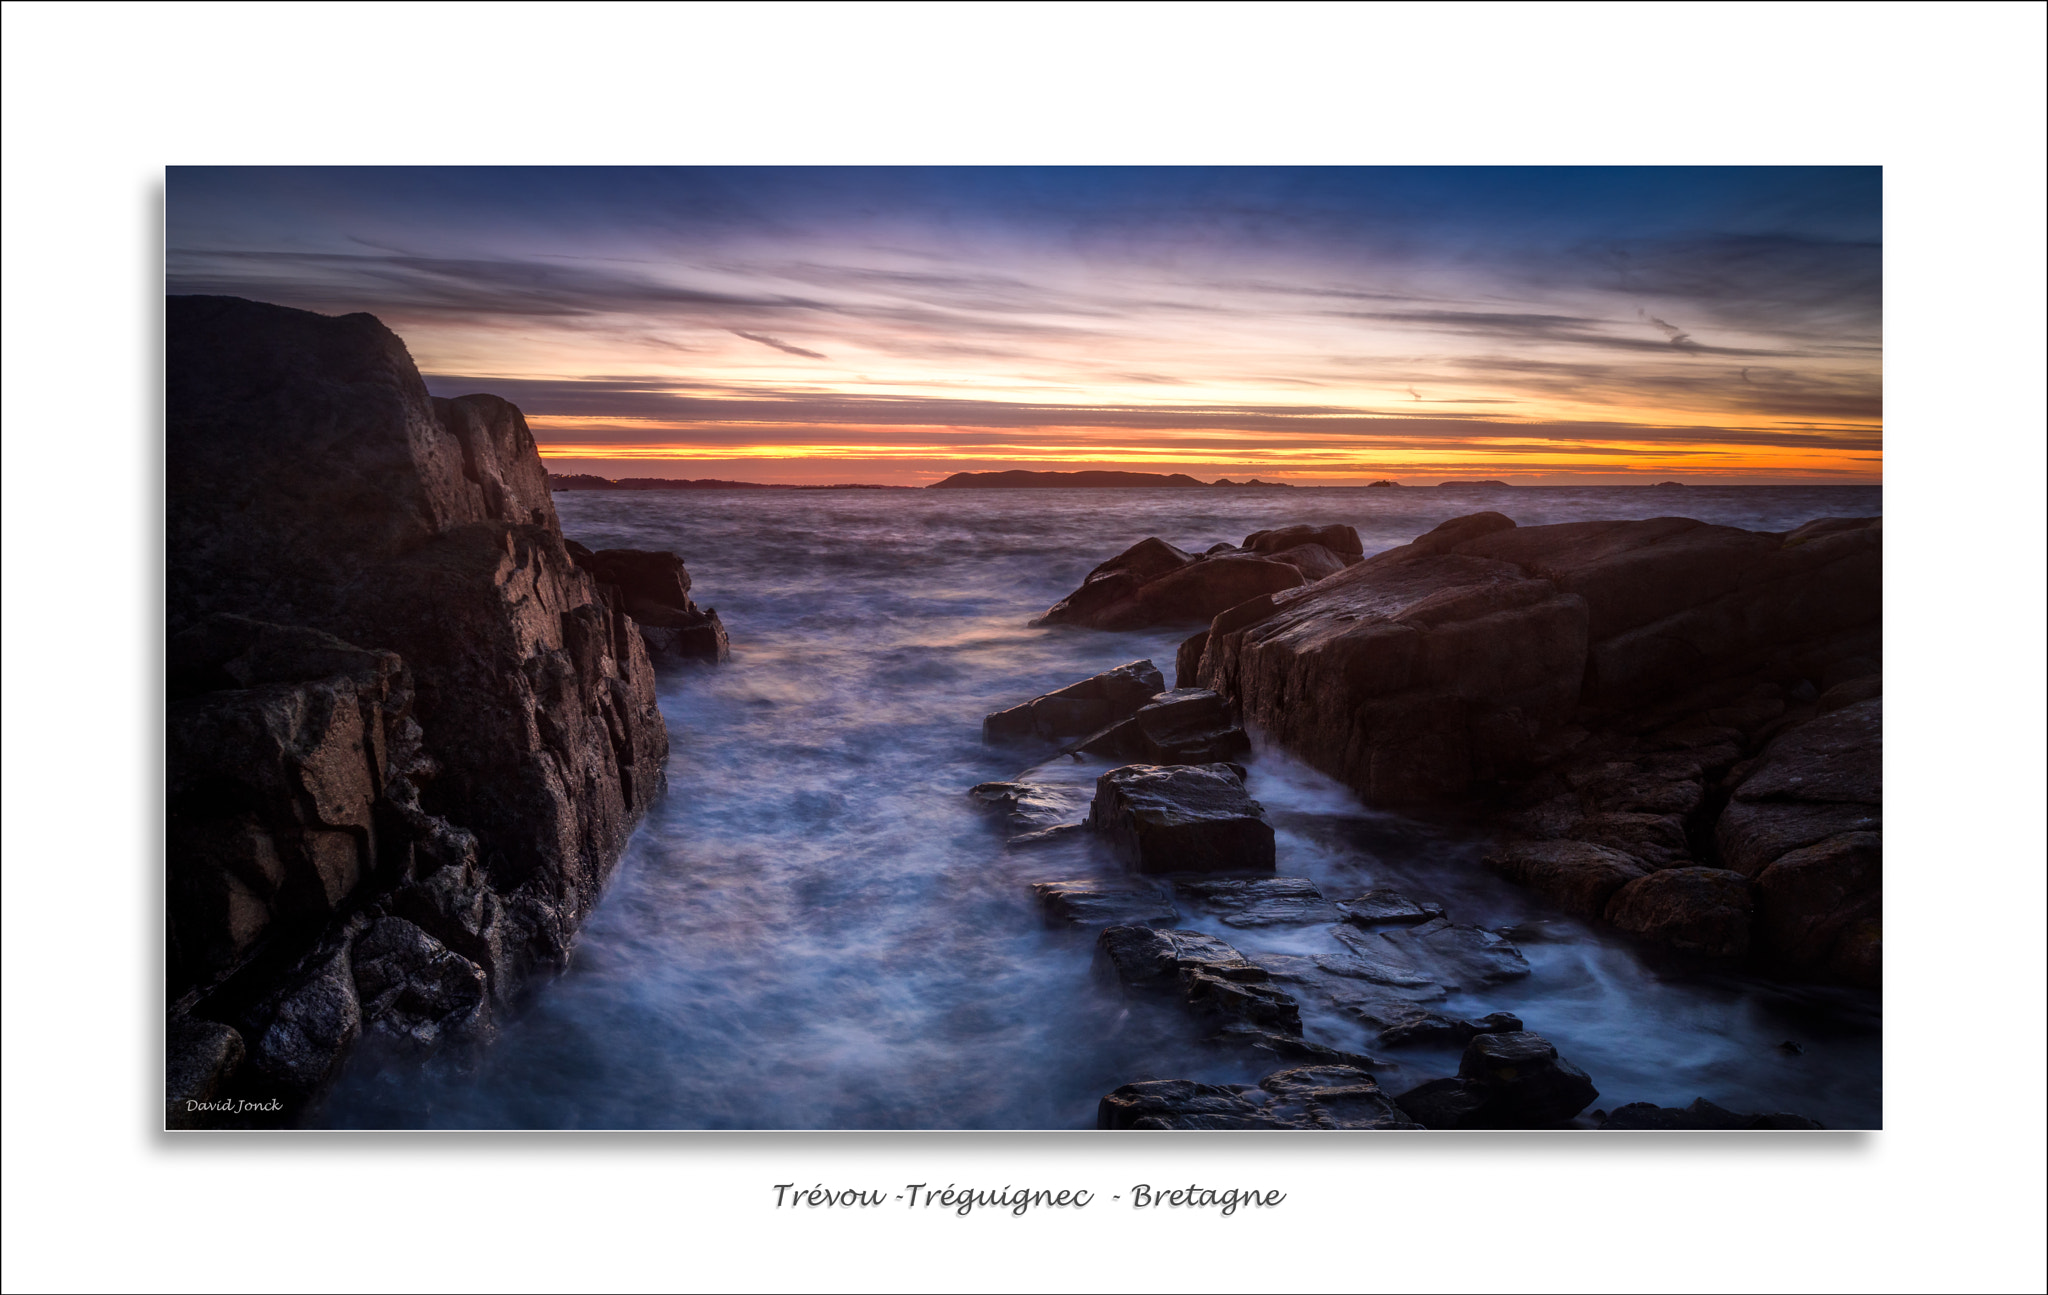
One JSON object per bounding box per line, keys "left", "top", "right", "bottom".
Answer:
{"left": 320, "top": 485, "right": 1883, "bottom": 1129}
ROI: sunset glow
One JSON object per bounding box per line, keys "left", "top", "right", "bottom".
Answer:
{"left": 167, "top": 167, "right": 1881, "bottom": 485}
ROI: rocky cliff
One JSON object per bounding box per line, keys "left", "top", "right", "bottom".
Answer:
{"left": 166, "top": 296, "right": 672, "bottom": 1123}
{"left": 1176, "top": 510, "right": 1882, "bottom": 986}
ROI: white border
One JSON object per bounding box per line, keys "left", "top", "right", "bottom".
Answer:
{"left": 4, "top": 3, "right": 2044, "bottom": 1292}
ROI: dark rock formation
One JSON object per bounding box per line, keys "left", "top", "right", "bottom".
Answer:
{"left": 1094, "top": 926, "right": 1303, "bottom": 1036}
{"left": 567, "top": 544, "right": 728, "bottom": 664}
{"left": 166, "top": 296, "right": 670, "bottom": 1121}
{"left": 1394, "top": 1031, "right": 1598, "bottom": 1127}
{"left": 1597, "top": 1098, "right": 1824, "bottom": 1130}
{"left": 968, "top": 779, "right": 1094, "bottom": 843}
{"left": 1030, "top": 880, "right": 1178, "bottom": 929}
{"left": 1373, "top": 1010, "right": 1523, "bottom": 1049}
{"left": 1088, "top": 763, "right": 1276, "bottom": 874}
{"left": 1098, "top": 1066, "right": 1419, "bottom": 1129}
{"left": 982, "top": 659, "right": 1165, "bottom": 743}
{"left": 1604, "top": 867, "right": 1755, "bottom": 958}
{"left": 1335, "top": 918, "right": 1533, "bottom": 989}
{"left": 1031, "top": 524, "right": 1367, "bottom": 631}
{"left": 1172, "top": 510, "right": 1880, "bottom": 984}
{"left": 1337, "top": 890, "right": 1445, "bottom": 926}
{"left": 1071, "top": 687, "right": 1250, "bottom": 764}
{"left": 1171, "top": 876, "right": 1340, "bottom": 927}
{"left": 1718, "top": 695, "right": 1881, "bottom": 985}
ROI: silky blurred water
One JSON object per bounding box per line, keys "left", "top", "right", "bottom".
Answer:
{"left": 320, "top": 485, "right": 1882, "bottom": 1129}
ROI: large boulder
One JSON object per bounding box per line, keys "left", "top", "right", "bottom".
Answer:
{"left": 1185, "top": 512, "right": 1880, "bottom": 806}
{"left": 167, "top": 296, "right": 670, "bottom": 1116}
{"left": 1030, "top": 527, "right": 1368, "bottom": 631}
{"left": 1395, "top": 1031, "right": 1598, "bottom": 1128}
{"left": 982, "top": 660, "right": 1165, "bottom": 743}
{"left": 1716, "top": 696, "right": 1881, "bottom": 985}
{"left": 1073, "top": 687, "right": 1251, "bottom": 764}
{"left": 1484, "top": 840, "right": 1651, "bottom": 920}
{"left": 1604, "top": 867, "right": 1754, "bottom": 958}
{"left": 567, "top": 543, "right": 729, "bottom": 664}
{"left": 1087, "top": 763, "right": 1276, "bottom": 874}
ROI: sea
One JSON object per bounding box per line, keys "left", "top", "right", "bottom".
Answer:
{"left": 320, "top": 484, "right": 1884, "bottom": 1129}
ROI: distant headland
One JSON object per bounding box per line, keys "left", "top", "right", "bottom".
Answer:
{"left": 929, "top": 470, "right": 1293, "bottom": 489}
{"left": 549, "top": 474, "right": 913, "bottom": 491}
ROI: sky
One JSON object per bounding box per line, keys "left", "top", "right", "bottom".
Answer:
{"left": 166, "top": 166, "right": 1881, "bottom": 485}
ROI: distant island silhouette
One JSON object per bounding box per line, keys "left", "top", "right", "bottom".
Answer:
{"left": 930, "top": 470, "right": 1293, "bottom": 489}
{"left": 550, "top": 474, "right": 912, "bottom": 491}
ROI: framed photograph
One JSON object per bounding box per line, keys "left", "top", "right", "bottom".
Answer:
{"left": 163, "top": 165, "right": 1882, "bottom": 1134}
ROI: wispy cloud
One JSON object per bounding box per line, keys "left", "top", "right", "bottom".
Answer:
{"left": 730, "top": 330, "right": 827, "bottom": 359}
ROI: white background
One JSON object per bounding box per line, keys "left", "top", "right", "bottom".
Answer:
{"left": 3, "top": 3, "right": 2043, "bottom": 1291}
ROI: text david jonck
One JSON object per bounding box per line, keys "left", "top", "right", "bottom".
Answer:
{"left": 771, "top": 1183, "right": 1284, "bottom": 1217}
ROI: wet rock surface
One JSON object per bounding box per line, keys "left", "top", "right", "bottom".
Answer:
{"left": 569, "top": 544, "right": 731, "bottom": 664}
{"left": 983, "top": 659, "right": 1166, "bottom": 743}
{"left": 1099, "top": 1065, "right": 1419, "bottom": 1130}
{"left": 1073, "top": 687, "right": 1251, "bottom": 764}
{"left": 1095, "top": 926, "right": 1303, "bottom": 1036}
{"left": 166, "top": 296, "right": 674, "bottom": 1122}
{"left": 1336, "top": 889, "right": 1445, "bottom": 926}
{"left": 1031, "top": 880, "right": 1177, "bottom": 929}
{"left": 1389, "top": 1031, "right": 1599, "bottom": 1128}
{"left": 1171, "top": 876, "right": 1339, "bottom": 927}
{"left": 1033, "top": 524, "right": 1364, "bottom": 631}
{"left": 1088, "top": 763, "right": 1276, "bottom": 874}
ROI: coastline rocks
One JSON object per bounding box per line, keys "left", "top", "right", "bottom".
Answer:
{"left": 1598, "top": 1098, "right": 1824, "bottom": 1130}
{"left": 166, "top": 296, "right": 670, "bottom": 1118}
{"left": 1484, "top": 840, "right": 1652, "bottom": 920}
{"left": 1394, "top": 1031, "right": 1598, "bottom": 1128}
{"left": 1073, "top": 687, "right": 1251, "bottom": 764}
{"left": 1604, "top": 867, "right": 1754, "bottom": 958}
{"left": 1337, "top": 890, "right": 1445, "bottom": 926}
{"left": 969, "top": 779, "right": 1094, "bottom": 840}
{"left": 1031, "top": 525, "right": 1369, "bottom": 630}
{"left": 1030, "top": 880, "right": 1178, "bottom": 929}
{"left": 1171, "top": 876, "right": 1340, "bottom": 927}
{"left": 1095, "top": 926, "right": 1303, "bottom": 1036}
{"left": 983, "top": 660, "right": 1165, "bottom": 743}
{"left": 1716, "top": 696, "right": 1881, "bottom": 985}
{"left": 1336, "top": 918, "right": 1533, "bottom": 989}
{"left": 567, "top": 544, "right": 730, "bottom": 664}
{"left": 1088, "top": 763, "right": 1276, "bottom": 874}
{"left": 1184, "top": 512, "right": 1880, "bottom": 805}
{"left": 1098, "top": 1066, "right": 1419, "bottom": 1130}
{"left": 1374, "top": 1010, "right": 1523, "bottom": 1049}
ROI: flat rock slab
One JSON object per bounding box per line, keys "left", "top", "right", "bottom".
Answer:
{"left": 1098, "top": 1064, "right": 1418, "bottom": 1130}
{"left": 1374, "top": 1010, "right": 1523, "bottom": 1049}
{"left": 1337, "top": 889, "right": 1445, "bottom": 927}
{"left": 1088, "top": 762, "right": 1275, "bottom": 874}
{"left": 1030, "top": 880, "right": 1177, "bottom": 929}
{"left": 1335, "top": 917, "right": 1532, "bottom": 990}
{"left": 1094, "top": 925, "right": 1302, "bottom": 1036}
{"left": 1072, "top": 687, "right": 1252, "bottom": 765}
{"left": 967, "top": 779, "right": 1094, "bottom": 839}
{"left": 1172, "top": 876, "right": 1339, "bottom": 927}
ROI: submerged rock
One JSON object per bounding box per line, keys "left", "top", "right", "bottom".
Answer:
{"left": 1088, "top": 763, "right": 1275, "bottom": 874}
{"left": 1098, "top": 1065, "right": 1419, "bottom": 1130}
{"left": 1336, "top": 890, "right": 1445, "bottom": 927}
{"left": 982, "top": 660, "right": 1166, "bottom": 743}
{"left": 1171, "top": 876, "right": 1340, "bottom": 927}
{"left": 1030, "top": 880, "right": 1177, "bottom": 929}
{"left": 1337, "top": 917, "right": 1533, "bottom": 989}
{"left": 968, "top": 779, "right": 1094, "bottom": 840}
{"left": 1094, "top": 926, "right": 1303, "bottom": 1036}
{"left": 1373, "top": 1010, "right": 1524, "bottom": 1049}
